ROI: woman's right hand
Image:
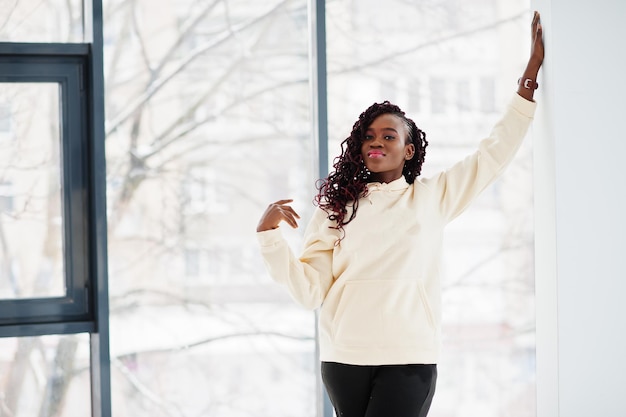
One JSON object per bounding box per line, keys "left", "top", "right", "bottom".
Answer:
{"left": 256, "top": 199, "right": 301, "bottom": 232}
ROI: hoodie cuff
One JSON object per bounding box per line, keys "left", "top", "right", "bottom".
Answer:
{"left": 256, "top": 228, "right": 284, "bottom": 248}
{"left": 511, "top": 92, "right": 537, "bottom": 118}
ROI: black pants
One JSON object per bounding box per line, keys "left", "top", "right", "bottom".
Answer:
{"left": 321, "top": 362, "right": 437, "bottom": 417}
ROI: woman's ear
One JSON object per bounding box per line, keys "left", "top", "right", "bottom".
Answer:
{"left": 405, "top": 143, "right": 416, "bottom": 160}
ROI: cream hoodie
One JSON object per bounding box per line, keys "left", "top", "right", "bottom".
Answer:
{"left": 257, "top": 93, "right": 537, "bottom": 365}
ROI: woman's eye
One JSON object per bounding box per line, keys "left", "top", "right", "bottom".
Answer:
{"left": 364, "top": 135, "right": 374, "bottom": 140}
{"left": 384, "top": 135, "right": 395, "bottom": 140}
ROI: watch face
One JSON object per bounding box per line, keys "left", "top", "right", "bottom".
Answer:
{"left": 518, "top": 78, "right": 538, "bottom": 90}
{"left": 524, "top": 79, "right": 538, "bottom": 89}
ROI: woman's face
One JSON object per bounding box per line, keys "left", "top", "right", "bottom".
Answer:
{"left": 361, "top": 113, "right": 415, "bottom": 183}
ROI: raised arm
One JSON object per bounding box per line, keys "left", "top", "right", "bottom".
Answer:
{"left": 517, "top": 11, "right": 545, "bottom": 101}
{"left": 433, "top": 12, "right": 543, "bottom": 222}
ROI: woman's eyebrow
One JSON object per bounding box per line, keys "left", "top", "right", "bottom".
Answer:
{"left": 366, "top": 127, "right": 399, "bottom": 133}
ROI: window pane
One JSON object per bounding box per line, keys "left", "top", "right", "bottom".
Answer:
{"left": 0, "top": 334, "right": 91, "bottom": 417}
{"left": 0, "top": 83, "right": 65, "bottom": 300}
{"left": 0, "top": 0, "right": 83, "bottom": 43}
{"left": 326, "top": 1, "right": 535, "bottom": 417}
{"left": 103, "top": 0, "right": 316, "bottom": 416}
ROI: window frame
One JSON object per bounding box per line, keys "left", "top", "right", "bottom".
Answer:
{"left": 0, "top": 49, "right": 92, "bottom": 329}
{"left": 0, "top": 2, "right": 110, "bottom": 417}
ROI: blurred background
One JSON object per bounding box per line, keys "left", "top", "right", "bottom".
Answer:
{"left": 0, "top": 0, "right": 536, "bottom": 416}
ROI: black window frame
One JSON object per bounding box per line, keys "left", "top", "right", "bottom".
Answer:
{"left": 0, "top": 2, "right": 111, "bottom": 416}
{"left": 0, "top": 47, "right": 93, "bottom": 330}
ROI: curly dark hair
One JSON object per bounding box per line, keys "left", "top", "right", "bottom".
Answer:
{"left": 314, "top": 101, "right": 428, "bottom": 238}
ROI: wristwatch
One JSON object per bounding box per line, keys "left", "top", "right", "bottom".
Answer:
{"left": 518, "top": 77, "right": 539, "bottom": 90}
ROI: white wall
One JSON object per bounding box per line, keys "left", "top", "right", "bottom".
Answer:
{"left": 533, "top": 1, "right": 626, "bottom": 416}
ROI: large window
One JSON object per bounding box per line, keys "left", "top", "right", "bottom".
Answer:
{"left": 325, "top": 1, "right": 535, "bottom": 416}
{"left": 102, "top": 1, "right": 316, "bottom": 416}
{"left": 0, "top": 2, "right": 109, "bottom": 417}
{"left": 0, "top": 64, "right": 91, "bottom": 325}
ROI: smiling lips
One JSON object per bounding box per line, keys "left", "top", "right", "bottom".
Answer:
{"left": 367, "top": 150, "right": 385, "bottom": 158}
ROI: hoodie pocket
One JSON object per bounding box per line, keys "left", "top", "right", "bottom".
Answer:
{"left": 332, "top": 279, "right": 437, "bottom": 349}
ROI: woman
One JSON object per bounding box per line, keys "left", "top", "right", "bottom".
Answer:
{"left": 256, "top": 11, "right": 544, "bottom": 417}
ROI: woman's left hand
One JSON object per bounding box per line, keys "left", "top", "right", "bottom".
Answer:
{"left": 518, "top": 11, "right": 544, "bottom": 101}
{"left": 529, "top": 11, "right": 544, "bottom": 68}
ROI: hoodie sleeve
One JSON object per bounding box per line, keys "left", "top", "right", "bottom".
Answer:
{"left": 256, "top": 208, "right": 337, "bottom": 310}
{"left": 430, "top": 93, "right": 537, "bottom": 222}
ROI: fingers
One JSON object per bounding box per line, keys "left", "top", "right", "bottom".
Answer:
{"left": 273, "top": 203, "right": 300, "bottom": 228}
{"left": 529, "top": 10, "right": 544, "bottom": 64}
{"left": 535, "top": 13, "right": 542, "bottom": 38}
{"left": 257, "top": 199, "right": 301, "bottom": 232}
{"left": 273, "top": 199, "right": 295, "bottom": 205}
{"left": 270, "top": 199, "right": 300, "bottom": 215}
{"left": 531, "top": 11, "right": 542, "bottom": 36}
{"left": 532, "top": 10, "right": 540, "bottom": 26}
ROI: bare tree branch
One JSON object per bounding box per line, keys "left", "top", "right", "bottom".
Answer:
{"left": 129, "top": 0, "right": 152, "bottom": 73}
{"left": 333, "top": 11, "right": 527, "bottom": 75}
{"left": 111, "top": 358, "right": 184, "bottom": 417}
{"left": 152, "top": 0, "right": 223, "bottom": 76}
{"left": 0, "top": 0, "right": 18, "bottom": 33}
{"left": 115, "top": 330, "right": 314, "bottom": 359}
{"left": 109, "top": 288, "right": 214, "bottom": 313}
{"left": 442, "top": 241, "right": 531, "bottom": 291}
{"left": 143, "top": 77, "right": 306, "bottom": 161}
{"left": 105, "top": 0, "right": 291, "bottom": 135}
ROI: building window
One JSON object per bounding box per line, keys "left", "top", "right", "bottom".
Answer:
{"left": 408, "top": 79, "right": 421, "bottom": 114}
{"left": 0, "top": 103, "right": 11, "bottom": 133}
{"left": 430, "top": 78, "right": 447, "bottom": 114}
{"left": 184, "top": 248, "right": 200, "bottom": 277}
{"left": 480, "top": 76, "right": 496, "bottom": 113}
{"left": 0, "top": 181, "right": 13, "bottom": 213}
{"left": 456, "top": 79, "right": 471, "bottom": 112}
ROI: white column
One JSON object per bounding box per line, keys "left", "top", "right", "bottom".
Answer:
{"left": 533, "top": 1, "right": 626, "bottom": 416}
